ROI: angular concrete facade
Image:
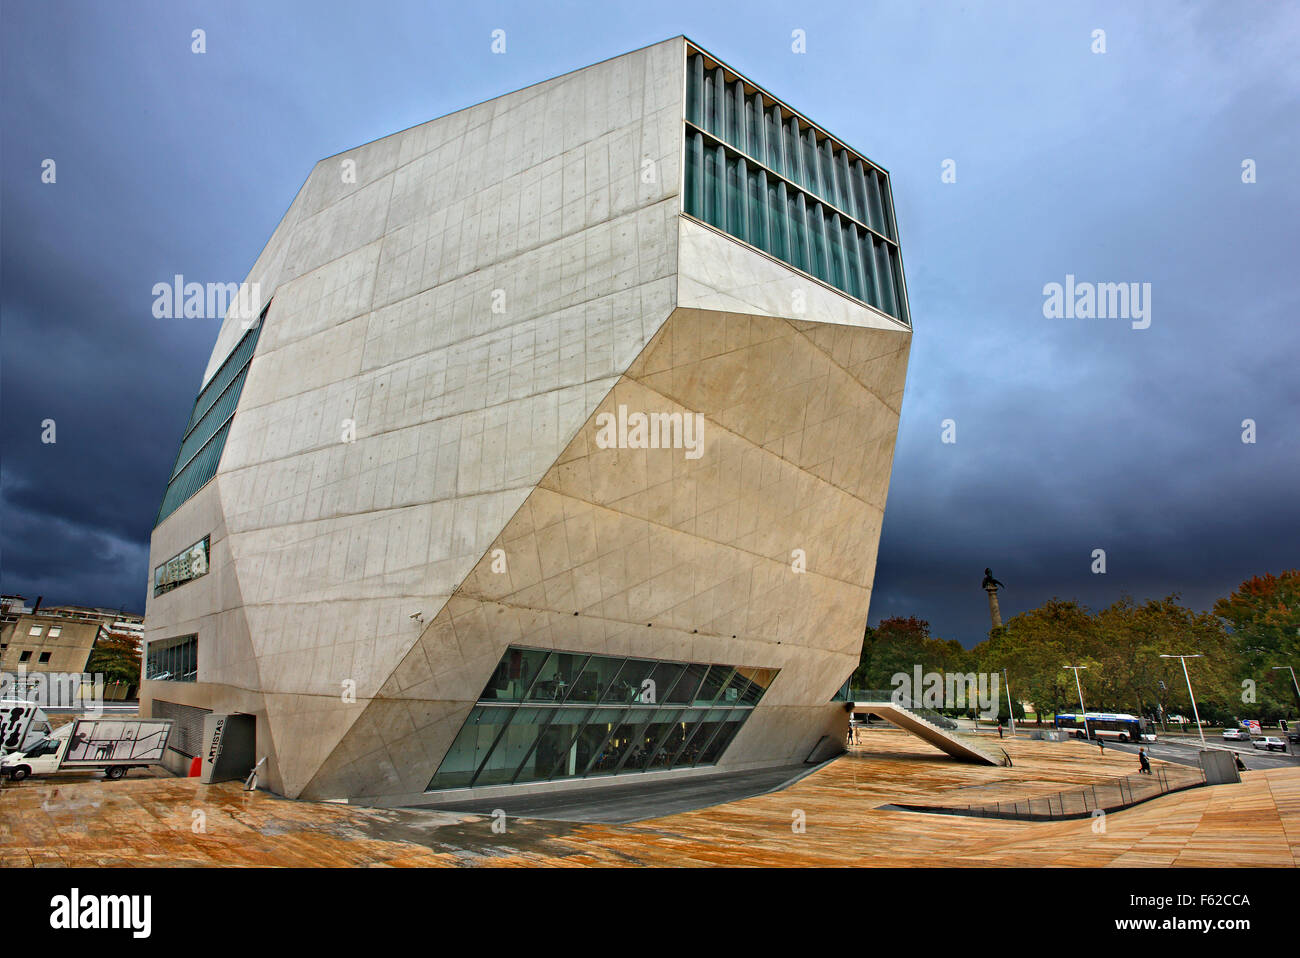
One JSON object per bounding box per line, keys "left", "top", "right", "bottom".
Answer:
{"left": 142, "top": 37, "right": 912, "bottom": 806}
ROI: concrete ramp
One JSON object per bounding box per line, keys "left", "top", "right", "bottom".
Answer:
{"left": 852, "top": 698, "right": 1006, "bottom": 767}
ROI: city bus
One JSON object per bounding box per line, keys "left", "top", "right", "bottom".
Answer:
{"left": 1053, "top": 712, "right": 1156, "bottom": 742}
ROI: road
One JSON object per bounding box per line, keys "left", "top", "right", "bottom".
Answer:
{"left": 1104, "top": 736, "right": 1300, "bottom": 771}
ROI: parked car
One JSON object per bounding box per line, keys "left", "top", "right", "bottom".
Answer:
{"left": 1222, "top": 728, "right": 1250, "bottom": 741}
{"left": 1252, "top": 736, "right": 1287, "bottom": 752}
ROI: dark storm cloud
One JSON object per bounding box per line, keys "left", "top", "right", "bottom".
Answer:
{"left": 2, "top": 2, "right": 1297, "bottom": 637}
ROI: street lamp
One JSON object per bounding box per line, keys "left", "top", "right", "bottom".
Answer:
{"left": 1271, "top": 665, "right": 1300, "bottom": 700}
{"left": 1272, "top": 666, "right": 1299, "bottom": 753}
{"left": 1063, "top": 665, "right": 1090, "bottom": 740}
{"left": 1161, "top": 653, "right": 1205, "bottom": 747}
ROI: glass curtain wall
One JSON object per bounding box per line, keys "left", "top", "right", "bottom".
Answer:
{"left": 428, "top": 647, "right": 779, "bottom": 791}
{"left": 683, "top": 50, "right": 909, "bottom": 325}
{"left": 155, "top": 303, "right": 269, "bottom": 525}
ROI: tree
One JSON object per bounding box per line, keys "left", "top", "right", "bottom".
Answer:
{"left": 1214, "top": 570, "right": 1300, "bottom": 715}
{"left": 975, "top": 598, "right": 1092, "bottom": 720}
{"left": 85, "top": 633, "right": 142, "bottom": 692}
{"left": 851, "top": 616, "right": 975, "bottom": 707}
{"left": 1096, "top": 595, "right": 1235, "bottom": 724}
{"left": 971, "top": 594, "right": 1237, "bottom": 727}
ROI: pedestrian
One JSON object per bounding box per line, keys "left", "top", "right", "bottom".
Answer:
{"left": 1098, "top": 737, "right": 1104, "bottom": 754}
{"left": 1138, "top": 747, "right": 1151, "bottom": 774}
{"left": 997, "top": 723, "right": 1003, "bottom": 739}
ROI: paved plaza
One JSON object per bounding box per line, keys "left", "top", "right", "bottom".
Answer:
{"left": 3, "top": 732, "right": 1296, "bottom": 867}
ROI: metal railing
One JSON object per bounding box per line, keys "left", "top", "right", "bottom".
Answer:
{"left": 849, "top": 689, "right": 961, "bottom": 730}
{"left": 890, "top": 764, "right": 1207, "bottom": 821}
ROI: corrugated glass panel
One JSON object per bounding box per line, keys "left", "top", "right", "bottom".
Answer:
{"left": 155, "top": 419, "right": 232, "bottom": 524}
{"left": 682, "top": 48, "right": 909, "bottom": 323}
{"left": 155, "top": 312, "right": 265, "bottom": 526}
{"left": 167, "top": 365, "right": 247, "bottom": 479}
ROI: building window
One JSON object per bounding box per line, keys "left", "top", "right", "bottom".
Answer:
{"left": 47, "top": 627, "right": 61, "bottom": 638}
{"left": 153, "top": 536, "right": 211, "bottom": 597}
{"left": 38, "top": 652, "right": 51, "bottom": 664}
{"left": 155, "top": 304, "right": 269, "bottom": 526}
{"left": 28, "top": 625, "right": 42, "bottom": 636}
{"left": 145, "top": 634, "right": 198, "bottom": 682}
{"left": 427, "top": 646, "right": 778, "bottom": 791}
{"left": 19, "top": 651, "right": 32, "bottom": 662}
{"left": 683, "top": 49, "right": 909, "bottom": 325}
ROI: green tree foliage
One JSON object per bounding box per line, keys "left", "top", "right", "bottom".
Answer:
{"left": 856, "top": 571, "right": 1299, "bottom": 726}
{"left": 967, "top": 585, "right": 1293, "bottom": 727}
{"left": 976, "top": 598, "right": 1091, "bottom": 719}
{"left": 85, "top": 633, "right": 142, "bottom": 691}
{"left": 851, "top": 616, "right": 975, "bottom": 702}
{"left": 1214, "top": 570, "right": 1300, "bottom": 712}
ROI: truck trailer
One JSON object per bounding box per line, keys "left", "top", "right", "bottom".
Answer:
{"left": 0, "top": 717, "right": 173, "bottom": 781}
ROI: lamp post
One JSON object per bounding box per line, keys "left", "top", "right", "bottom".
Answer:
{"left": 1002, "top": 667, "right": 1015, "bottom": 736}
{"left": 1161, "top": 653, "right": 1205, "bottom": 747}
{"left": 1272, "top": 666, "right": 1299, "bottom": 753}
{"left": 1272, "top": 664, "right": 1300, "bottom": 701}
{"left": 1063, "top": 665, "right": 1089, "bottom": 740}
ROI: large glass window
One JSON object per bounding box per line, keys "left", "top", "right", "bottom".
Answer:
{"left": 426, "top": 647, "right": 779, "bottom": 792}
{"left": 145, "top": 634, "right": 198, "bottom": 682}
{"left": 525, "top": 651, "right": 589, "bottom": 702}
{"left": 683, "top": 49, "right": 910, "bottom": 325}
{"left": 427, "top": 707, "right": 513, "bottom": 789}
{"left": 153, "top": 535, "right": 210, "bottom": 597}
{"left": 565, "top": 655, "right": 626, "bottom": 703}
{"left": 479, "top": 648, "right": 550, "bottom": 701}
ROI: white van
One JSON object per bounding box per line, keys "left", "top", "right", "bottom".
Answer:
{"left": 0, "top": 700, "right": 53, "bottom": 754}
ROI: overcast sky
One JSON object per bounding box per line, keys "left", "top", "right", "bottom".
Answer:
{"left": 3, "top": 1, "right": 1297, "bottom": 644}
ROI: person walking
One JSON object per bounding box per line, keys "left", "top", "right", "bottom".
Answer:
{"left": 1138, "top": 747, "right": 1151, "bottom": 774}
{"left": 997, "top": 723, "right": 1003, "bottom": 739}
{"left": 1098, "top": 737, "right": 1105, "bottom": 755}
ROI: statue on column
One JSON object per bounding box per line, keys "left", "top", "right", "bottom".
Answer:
{"left": 982, "top": 567, "right": 1005, "bottom": 631}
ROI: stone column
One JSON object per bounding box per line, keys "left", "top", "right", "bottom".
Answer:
{"left": 986, "top": 585, "right": 1003, "bottom": 631}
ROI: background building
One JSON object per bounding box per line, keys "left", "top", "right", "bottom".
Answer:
{"left": 142, "top": 37, "right": 912, "bottom": 805}
{"left": 1, "top": 596, "right": 143, "bottom": 700}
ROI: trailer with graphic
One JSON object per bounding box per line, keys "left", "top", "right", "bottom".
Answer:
{"left": 0, "top": 717, "right": 174, "bottom": 781}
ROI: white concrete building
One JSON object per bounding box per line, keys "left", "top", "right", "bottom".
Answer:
{"left": 142, "top": 37, "right": 912, "bottom": 806}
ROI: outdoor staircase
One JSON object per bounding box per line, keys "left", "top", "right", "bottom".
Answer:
{"left": 849, "top": 690, "right": 1008, "bottom": 767}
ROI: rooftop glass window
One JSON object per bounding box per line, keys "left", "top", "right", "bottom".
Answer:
{"left": 684, "top": 47, "right": 910, "bottom": 325}
{"left": 154, "top": 304, "right": 268, "bottom": 526}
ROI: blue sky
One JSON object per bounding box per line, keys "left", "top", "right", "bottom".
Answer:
{"left": 3, "top": 0, "right": 1298, "bottom": 643}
